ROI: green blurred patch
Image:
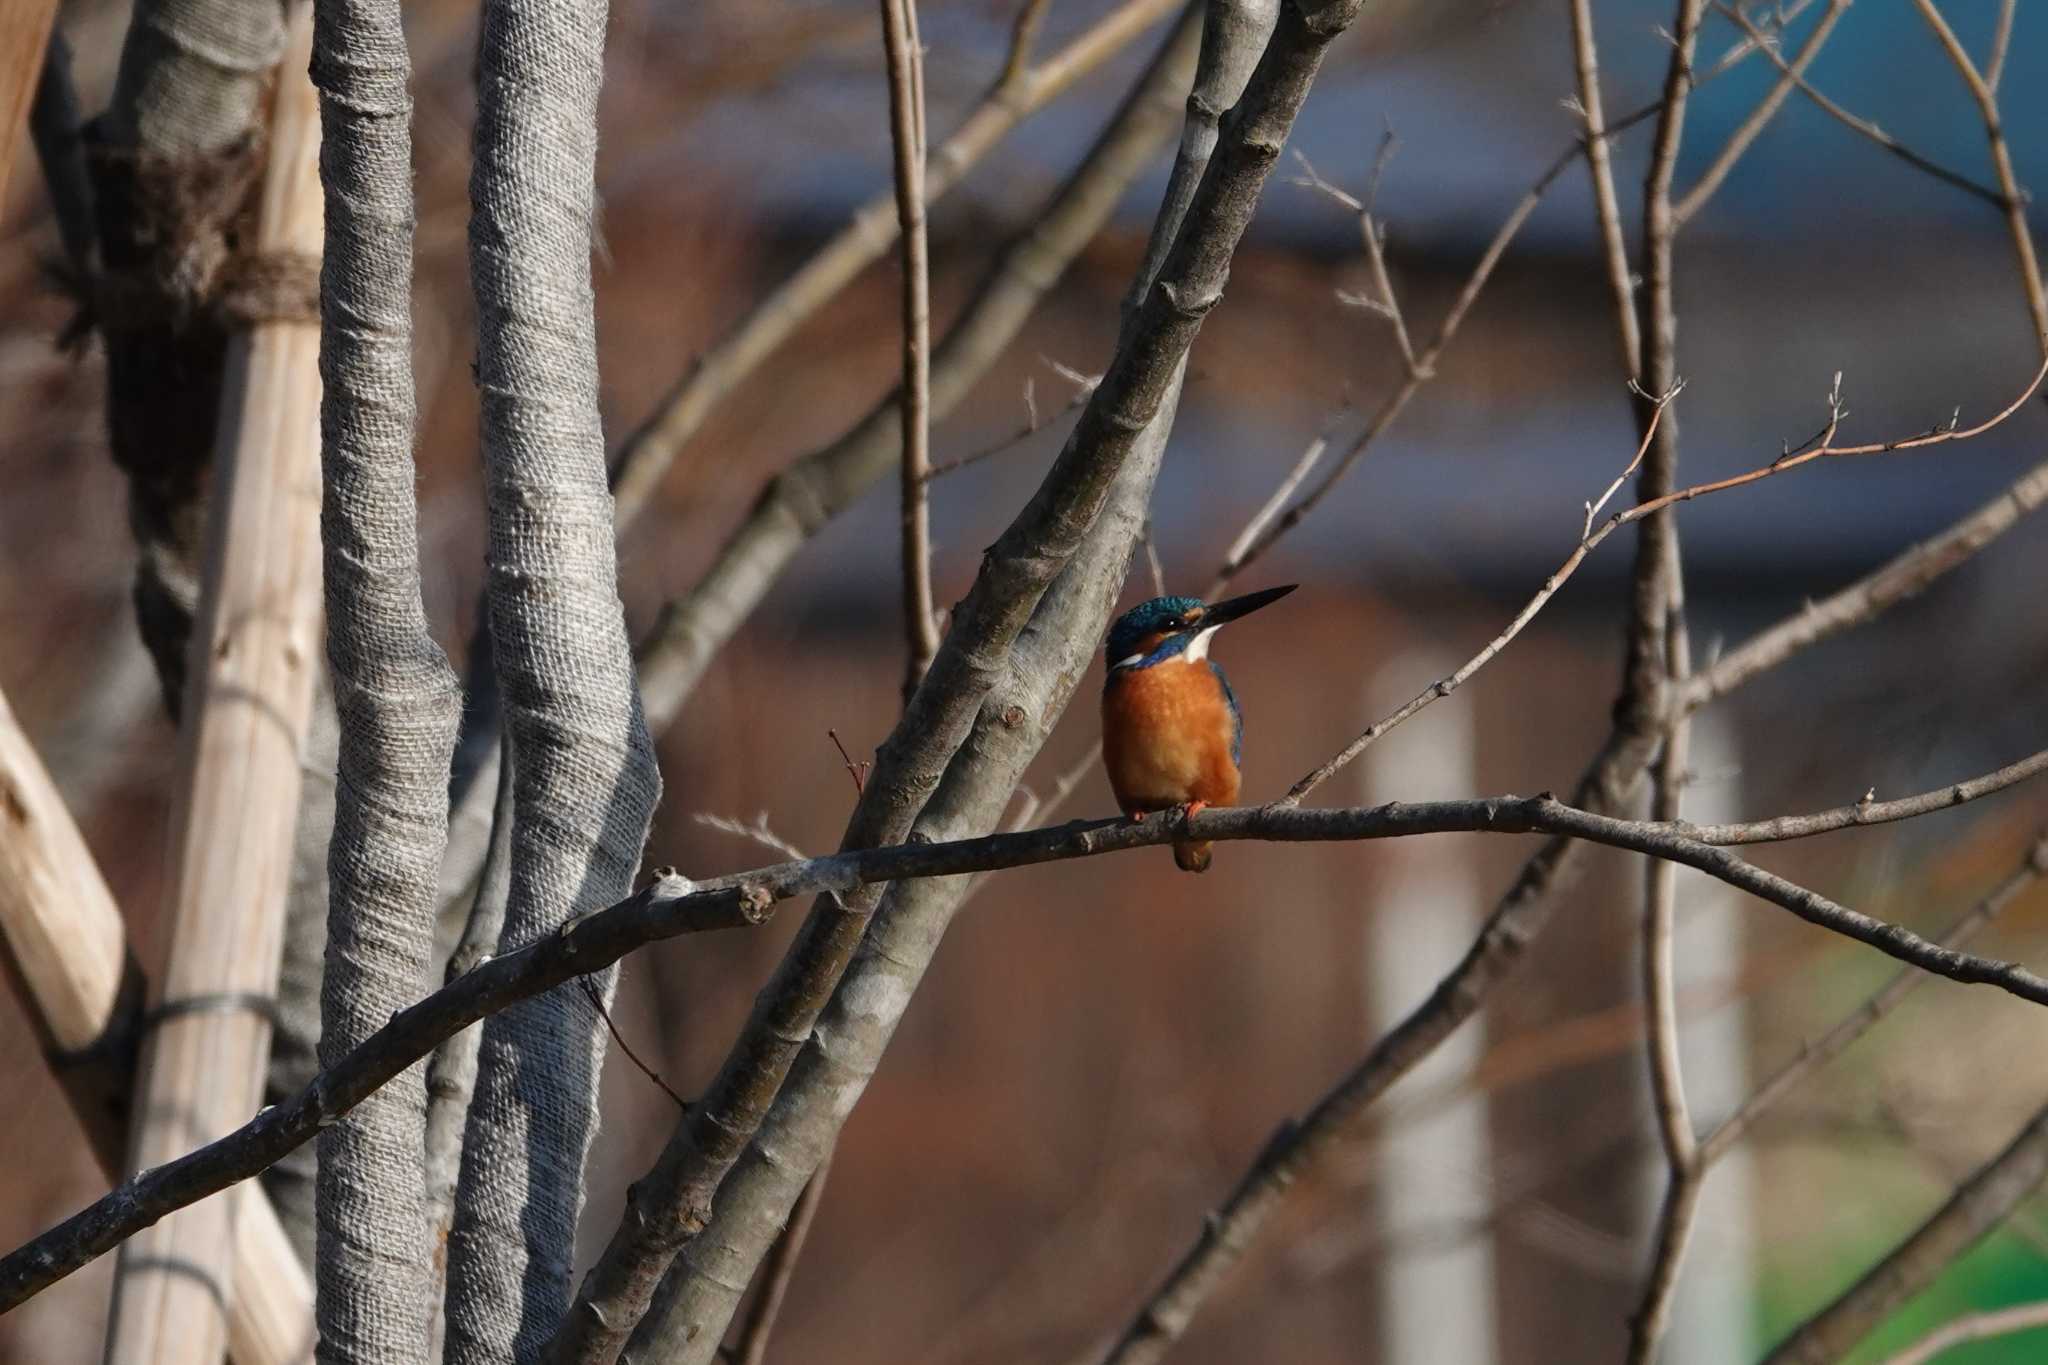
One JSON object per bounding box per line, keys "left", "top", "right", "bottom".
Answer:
{"left": 1755, "top": 1229, "right": 2048, "bottom": 1364}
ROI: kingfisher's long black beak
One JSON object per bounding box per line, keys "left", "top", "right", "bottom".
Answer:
{"left": 1202, "top": 583, "right": 1297, "bottom": 627}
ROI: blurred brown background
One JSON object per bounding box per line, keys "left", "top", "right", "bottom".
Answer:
{"left": 6, "top": 1, "right": 2048, "bottom": 1361}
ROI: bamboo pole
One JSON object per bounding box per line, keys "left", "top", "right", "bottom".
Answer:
{"left": 0, "top": 0, "right": 58, "bottom": 203}
{"left": 101, "top": 9, "right": 325, "bottom": 1363}
{"left": 0, "top": 686, "right": 315, "bottom": 1364}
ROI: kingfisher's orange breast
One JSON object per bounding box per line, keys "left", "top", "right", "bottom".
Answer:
{"left": 1102, "top": 659, "right": 1241, "bottom": 814}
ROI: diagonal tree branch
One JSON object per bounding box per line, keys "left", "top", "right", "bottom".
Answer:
{"left": 604, "top": 0, "right": 1181, "bottom": 528}
{"left": 1909, "top": 0, "right": 2047, "bottom": 344}
{"left": 627, "top": 215, "right": 1193, "bottom": 1363}
{"left": 1277, "top": 347, "right": 2047, "bottom": 806}
{"left": 11, "top": 776, "right": 2048, "bottom": 1314}
{"left": 549, "top": 0, "right": 1352, "bottom": 1353}
{"left": 1702, "top": 831, "right": 2048, "bottom": 1166}
{"left": 1671, "top": 0, "right": 1849, "bottom": 226}
{"left": 1762, "top": 1100, "right": 2048, "bottom": 1364}
{"left": 1714, "top": 1, "right": 2005, "bottom": 208}
{"left": 434, "top": 0, "right": 1182, "bottom": 924}
{"left": 633, "top": 0, "right": 1202, "bottom": 731}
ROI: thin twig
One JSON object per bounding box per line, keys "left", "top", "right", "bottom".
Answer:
{"left": 1283, "top": 388, "right": 1673, "bottom": 801}
{"left": 1293, "top": 148, "right": 1416, "bottom": 371}
{"left": 1001, "top": 0, "right": 1054, "bottom": 87}
{"left": 1568, "top": 0, "right": 1643, "bottom": 372}
{"left": 1614, "top": 4, "right": 1708, "bottom": 1347}
{"left": 1684, "top": 748, "right": 2048, "bottom": 845}
{"left": 1140, "top": 523, "right": 1168, "bottom": 597}
{"left": 1715, "top": 2, "right": 2005, "bottom": 209}
{"left": 1006, "top": 743, "right": 1103, "bottom": 836}
{"left": 1283, "top": 354, "right": 2048, "bottom": 803}
{"left": 1673, "top": 0, "right": 1850, "bottom": 226}
{"left": 1207, "top": 0, "right": 1847, "bottom": 593}
{"left": 1205, "top": 406, "right": 1345, "bottom": 597}
{"left": 924, "top": 367, "right": 1099, "bottom": 480}
{"left": 1877, "top": 1298, "right": 2048, "bottom": 1365}
{"left": 1910, "top": 0, "right": 2048, "bottom": 344}
{"left": 605, "top": 0, "right": 1179, "bottom": 529}
{"left": 580, "top": 978, "right": 688, "bottom": 1112}
{"left": 828, "top": 729, "right": 870, "bottom": 795}
{"left": 882, "top": 0, "right": 939, "bottom": 694}
{"left": 1211, "top": 147, "right": 1569, "bottom": 589}
{"left": 1985, "top": 0, "right": 2018, "bottom": 94}
{"left": 695, "top": 812, "right": 809, "bottom": 865}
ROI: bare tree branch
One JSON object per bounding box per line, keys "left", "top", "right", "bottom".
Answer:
{"left": 605, "top": 0, "right": 1181, "bottom": 529}
{"left": 1282, "top": 351, "right": 2047, "bottom": 803}
{"left": 1625, "top": 582, "right": 1698, "bottom": 1365}
{"left": 1568, "top": 0, "right": 1642, "bottom": 373}
{"left": 1213, "top": 138, "right": 1575, "bottom": 590}
{"left": 1714, "top": 1, "right": 2006, "bottom": 208}
{"left": 1985, "top": 0, "right": 2018, "bottom": 94}
{"left": 424, "top": 739, "right": 513, "bottom": 1360}
{"left": 1763, "top": 1101, "right": 2048, "bottom": 1364}
{"left": 551, "top": 0, "right": 1335, "bottom": 1350}
{"left": 1702, "top": 832, "right": 2048, "bottom": 1166}
{"left": 1211, "top": 0, "right": 1934, "bottom": 594}
{"left": 1679, "top": 456, "right": 2048, "bottom": 712}
{"left": 1672, "top": 0, "right": 1849, "bottom": 226}
{"left": 880, "top": 0, "right": 939, "bottom": 692}
{"left": 725, "top": 1160, "right": 832, "bottom": 1365}
{"left": 1877, "top": 1298, "right": 2048, "bottom": 1365}
{"left": 1909, "top": 0, "right": 2048, "bottom": 344}
{"left": 12, "top": 775, "right": 2048, "bottom": 1314}
{"left": 634, "top": 4, "right": 1202, "bottom": 732}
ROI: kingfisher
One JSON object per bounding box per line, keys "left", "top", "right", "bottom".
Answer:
{"left": 1101, "top": 584, "right": 1296, "bottom": 872}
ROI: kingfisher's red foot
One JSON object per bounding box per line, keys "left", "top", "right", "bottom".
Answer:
{"left": 1182, "top": 800, "right": 1207, "bottom": 820}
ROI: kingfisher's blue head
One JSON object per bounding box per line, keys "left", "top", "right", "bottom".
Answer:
{"left": 1105, "top": 584, "right": 1297, "bottom": 674}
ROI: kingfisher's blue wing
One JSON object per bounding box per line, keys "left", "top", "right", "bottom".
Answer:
{"left": 1209, "top": 661, "right": 1243, "bottom": 767}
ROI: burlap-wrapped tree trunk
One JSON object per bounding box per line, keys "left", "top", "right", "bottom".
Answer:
{"left": 439, "top": 0, "right": 663, "bottom": 1357}
{"left": 308, "top": 0, "right": 465, "bottom": 1358}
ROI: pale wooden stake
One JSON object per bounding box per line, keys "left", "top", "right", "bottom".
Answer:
{"left": 0, "top": 687, "right": 316, "bottom": 1361}
{"left": 102, "top": 8, "right": 325, "bottom": 1363}
{"left": 0, "top": 686, "right": 315, "bottom": 1365}
{"left": 0, "top": 0, "right": 59, "bottom": 204}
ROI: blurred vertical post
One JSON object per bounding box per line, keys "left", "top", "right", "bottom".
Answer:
{"left": 1646, "top": 713, "right": 1757, "bottom": 1364}
{"left": 0, "top": 0, "right": 58, "bottom": 202}
{"left": 101, "top": 9, "right": 325, "bottom": 1364}
{"left": 1362, "top": 651, "right": 1500, "bottom": 1364}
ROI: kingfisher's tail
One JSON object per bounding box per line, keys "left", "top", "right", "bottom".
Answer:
{"left": 1173, "top": 840, "right": 1213, "bottom": 873}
